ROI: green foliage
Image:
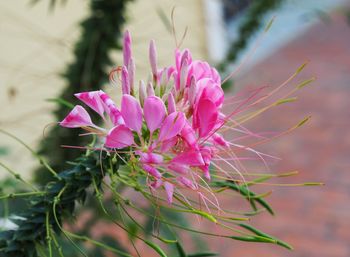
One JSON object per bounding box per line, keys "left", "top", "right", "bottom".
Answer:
{"left": 34, "top": 0, "right": 131, "bottom": 184}
{"left": 0, "top": 152, "right": 121, "bottom": 257}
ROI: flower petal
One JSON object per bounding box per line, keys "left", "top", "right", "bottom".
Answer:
{"left": 143, "top": 164, "right": 162, "bottom": 179}
{"left": 171, "top": 150, "right": 204, "bottom": 166}
{"left": 164, "top": 182, "right": 174, "bottom": 204}
{"left": 98, "top": 91, "right": 124, "bottom": 125}
{"left": 60, "top": 105, "right": 93, "bottom": 128}
{"left": 181, "top": 122, "right": 197, "bottom": 148}
{"left": 195, "top": 98, "right": 218, "bottom": 137}
{"left": 105, "top": 125, "right": 134, "bottom": 149}
{"left": 177, "top": 176, "right": 196, "bottom": 190}
{"left": 158, "top": 112, "right": 186, "bottom": 141}
{"left": 168, "top": 163, "right": 189, "bottom": 175}
{"left": 121, "top": 95, "right": 143, "bottom": 133}
{"left": 138, "top": 152, "right": 164, "bottom": 164}
{"left": 144, "top": 96, "right": 166, "bottom": 133}
{"left": 75, "top": 91, "right": 104, "bottom": 117}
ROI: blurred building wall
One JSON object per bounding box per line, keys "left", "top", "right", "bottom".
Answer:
{"left": 0, "top": 0, "right": 207, "bottom": 179}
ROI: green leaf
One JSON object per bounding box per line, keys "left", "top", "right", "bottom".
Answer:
{"left": 144, "top": 240, "right": 168, "bottom": 257}
{"left": 46, "top": 98, "right": 74, "bottom": 109}
{"left": 188, "top": 253, "right": 218, "bottom": 257}
{"left": 239, "top": 223, "right": 293, "bottom": 250}
{"left": 212, "top": 181, "right": 274, "bottom": 215}
{"left": 176, "top": 242, "right": 187, "bottom": 257}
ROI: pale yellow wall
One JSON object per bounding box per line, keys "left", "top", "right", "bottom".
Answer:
{"left": 0, "top": 0, "right": 208, "bottom": 179}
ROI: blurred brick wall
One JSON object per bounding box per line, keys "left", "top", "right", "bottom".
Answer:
{"left": 217, "top": 10, "right": 350, "bottom": 257}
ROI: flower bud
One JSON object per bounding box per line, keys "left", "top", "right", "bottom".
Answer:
{"left": 128, "top": 58, "right": 135, "bottom": 95}
{"left": 167, "top": 93, "right": 176, "bottom": 114}
{"left": 188, "top": 76, "right": 197, "bottom": 106}
{"left": 179, "top": 59, "right": 188, "bottom": 92}
{"left": 123, "top": 30, "right": 132, "bottom": 68}
{"left": 147, "top": 81, "right": 155, "bottom": 97}
{"left": 149, "top": 40, "right": 157, "bottom": 77}
{"left": 121, "top": 66, "right": 130, "bottom": 95}
{"left": 138, "top": 80, "right": 146, "bottom": 106}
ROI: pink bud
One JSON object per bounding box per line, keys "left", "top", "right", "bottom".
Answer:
{"left": 177, "top": 176, "right": 196, "bottom": 190}
{"left": 167, "top": 93, "right": 176, "bottom": 114}
{"left": 128, "top": 58, "right": 135, "bottom": 95}
{"left": 188, "top": 76, "right": 197, "bottom": 106}
{"left": 123, "top": 30, "right": 132, "bottom": 68}
{"left": 121, "top": 66, "right": 130, "bottom": 95}
{"left": 149, "top": 40, "right": 157, "bottom": 77}
{"left": 147, "top": 82, "right": 155, "bottom": 97}
{"left": 139, "top": 80, "right": 146, "bottom": 106}
{"left": 179, "top": 59, "right": 188, "bottom": 91}
{"left": 143, "top": 164, "right": 162, "bottom": 179}
{"left": 164, "top": 182, "right": 174, "bottom": 204}
{"left": 212, "top": 133, "right": 229, "bottom": 147}
{"left": 168, "top": 163, "right": 189, "bottom": 175}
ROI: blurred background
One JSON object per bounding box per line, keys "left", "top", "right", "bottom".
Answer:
{"left": 1, "top": 0, "right": 350, "bottom": 256}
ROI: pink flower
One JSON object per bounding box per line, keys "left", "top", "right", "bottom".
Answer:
{"left": 60, "top": 31, "right": 235, "bottom": 205}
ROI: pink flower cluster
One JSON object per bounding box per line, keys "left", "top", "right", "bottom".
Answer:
{"left": 60, "top": 31, "right": 229, "bottom": 204}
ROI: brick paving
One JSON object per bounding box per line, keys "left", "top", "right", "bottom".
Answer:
{"left": 218, "top": 11, "right": 350, "bottom": 257}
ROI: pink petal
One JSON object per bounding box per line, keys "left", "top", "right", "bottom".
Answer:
{"left": 199, "top": 165, "right": 211, "bottom": 180}
{"left": 150, "top": 179, "right": 163, "bottom": 189}
{"left": 98, "top": 91, "right": 124, "bottom": 125}
{"left": 75, "top": 91, "right": 104, "bottom": 117}
{"left": 158, "top": 112, "right": 186, "bottom": 141}
{"left": 168, "top": 163, "right": 189, "bottom": 175}
{"left": 164, "top": 182, "right": 174, "bottom": 204}
{"left": 60, "top": 105, "right": 93, "bottom": 128}
{"left": 105, "top": 125, "right": 134, "bottom": 149}
{"left": 177, "top": 176, "right": 196, "bottom": 190}
{"left": 171, "top": 150, "right": 204, "bottom": 166}
{"left": 181, "top": 122, "right": 197, "bottom": 148}
{"left": 195, "top": 98, "right": 218, "bottom": 137}
{"left": 121, "top": 95, "right": 143, "bottom": 133}
{"left": 138, "top": 152, "right": 164, "bottom": 164}
{"left": 160, "top": 137, "right": 178, "bottom": 152}
{"left": 211, "top": 133, "right": 229, "bottom": 147}
{"left": 144, "top": 96, "right": 166, "bottom": 133}
{"left": 143, "top": 164, "right": 162, "bottom": 179}
{"left": 201, "top": 82, "right": 224, "bottom": 107}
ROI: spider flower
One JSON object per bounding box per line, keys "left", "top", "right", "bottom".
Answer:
{"left": 60, "top": 31, "right": 236, "bottom": 206}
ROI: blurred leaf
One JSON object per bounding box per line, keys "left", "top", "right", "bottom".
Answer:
{"left": 188, "top": 253, "right": 218, "bottom": 257}
{"left": 238, "top": 223, "right": 293, "bottom": 250}
{"left": 145, "top": 240, "right": 168, "bottom": 257}
{"left": 46, "top": 98, "right": 74, "bottom": 109}
{"left": 212, "top": 181, "right": 274, "bottom": 215}
{"left": 0, "top": 147, "right": 9, "bottom": 156}
{"left": 176, "top": 242, "right": 186, "bottom": 257}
